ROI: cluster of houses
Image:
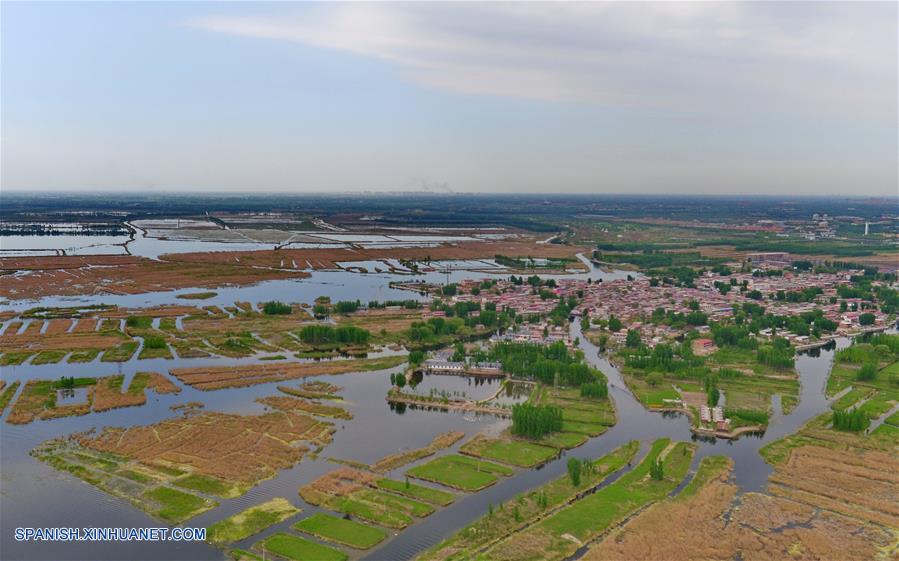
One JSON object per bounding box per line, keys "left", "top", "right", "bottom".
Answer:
{"left": 434, "top": 265, "right": 892, "bottom": 350}
{"left": 700, "top": 405, "right": 731, "bottom": 431}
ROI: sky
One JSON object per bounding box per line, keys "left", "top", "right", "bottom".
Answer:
{"left": 1, "top": 1, "right": 896, "bottom": 196}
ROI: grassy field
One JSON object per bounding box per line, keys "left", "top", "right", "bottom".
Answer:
{"left": 407, "top": 454, "right": 514, "bottom": 491}
{"left": 537, "top": 431, "right": 588, "bottom": 449}
{"left": 143, "top": 486, "right": 216, "bottom": 523}
{"left": 206, "top": 498, "right": 299, "bottom": 544}
{"left": 67, "top": 348, "right": 101, "bottom": 363}
{"left": 293, "top": 513, "right": 386, "bottom": 549}
{"left": 419, "top": 441, "right": 640, "bottom": 561}
{"left": 30, "top": 350, "right": 68, "bottom": 365}
{"left": 174, "top": 473, "right": 246, "bottom": 499}
{"left": 0, "top": 351, "right": 34, "bottom": 365}
{"left": 177, "top": 291, "right": 218, "bottom": 300}
{"left": 530, "top": 385, "right": 616, "bottom": 438}
{"left": 376, "top": 478, "right": 456, "bottom": 506}
{"left": 677, "top": 455, "right": 731, "bottom": 498}
{"left": 460, "top": 437, "right": 559, "bottom": 468}
{"left": 257, "top": 532, "right": 347, "bottom": 561}
{"left": 0, "top": 380, "right": 20, "bottom": 414}
{"left": 303, "top": 484, "right": 435, "bottom": 529}
{"left": 100, "top": 341, "right": 138, "bottom": 362}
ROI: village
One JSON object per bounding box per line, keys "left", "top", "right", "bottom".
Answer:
{"left": 419, "top": 260, "right": 894, "bottom": 352}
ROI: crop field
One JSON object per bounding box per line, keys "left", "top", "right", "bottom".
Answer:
{"left": 483, "top": 439, "right": 695, "bottom": 561}
{"left": 32, "top": 440, "right": 216, "bottom": 523}
{"left": 407, "top": 454, "right": 514, "bottom": 491}
{"left": 376, "top": 478, "right": 455, "bottom": 506}
{"left": 459, "top": 435, "right": 559, "bottom": 468}
{"left": 299, "top": 467, "right": 436, "bottom": 529}
{"left": 293, "top": 513, "right": 387, "bottom": 549}
{"left": 256, "top": 532, "right": 347, "bottom": 561}
{"left": 206, "top": 497, "right": 299, "bottom": 544}
{"left": 418, "top": 441, "right": 639, "bottom": 561}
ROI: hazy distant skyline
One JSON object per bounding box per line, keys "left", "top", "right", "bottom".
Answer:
{"left": 2, "top": 2, "right": 896, "bottom": 195}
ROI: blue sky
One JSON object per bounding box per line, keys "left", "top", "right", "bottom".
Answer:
{"left": 2, "top": 1, "right": 896, "bottom": 195}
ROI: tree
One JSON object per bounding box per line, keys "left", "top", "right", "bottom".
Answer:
{"left": 625, "top": 329, "right": 641, "bottom": 348}
{"left": 650, "top": 458, "right": 664, "bottom": 481}
{"left": 262, "top": 300, "right": 292, "bottom": 315}
{"left": 511, "top": 403, "right": 563, "bottom": 438}
{"left": 408, "top": 350, "right": 425, "bottom": 366}
{"left": 859, "top": 312, "right": 876, "bottom": 326}
{"left": 608, "top": 316, "right": 622, "bottom": 332}
{"left": 832, "top": 408, "right": 869, "bottom": 432}
{"left": 646, "top": 372, "right": 663, "bottom": 388}
{"left": 567, "top": 457, "right": 582, "bottom": 486}
{"left": 857, "top": 362, "right": 877, "bottom": 382}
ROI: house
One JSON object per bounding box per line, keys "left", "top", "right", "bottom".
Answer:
{"left": 423, "top": 360, "right": 465, "bottom": 373}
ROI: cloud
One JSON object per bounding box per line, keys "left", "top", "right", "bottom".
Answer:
{"left": 190, "top": 2, "right": 896, "bottom": 120}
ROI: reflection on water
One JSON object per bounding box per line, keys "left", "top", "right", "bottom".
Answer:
{"left": 55, "top": 388, "right": 89, "bottom": 406}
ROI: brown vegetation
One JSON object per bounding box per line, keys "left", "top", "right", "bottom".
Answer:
{"left": 767, "top": 445, "right": 899, "bottom": 528}
{"left": 92, "top": 372, "right": 180, "bottom": 412}
{"left": 370, "top": 431, "right": 465, "bottom": 473}
{"left": 256, "top": 395, "right": 352, "bottom": 419}
{"left": 0, "top": 255, "right": 310, "bottom": 300}
{"left": 584, "top": 461, "right": 895, "bottom": 561}
{"left": 8, "top": 372, "right": 181, "bottom": 423}
{"left": 170, "top": 355, "right": 405, "bottom": 390}
{"left": 300, "top": 467, "right": 379, "bottom": 499}
{"left": 0, "top": 239, "right": 583, "bottom": 300}
{"left": 77, "top": 408, "right": 333, "bottom": 485}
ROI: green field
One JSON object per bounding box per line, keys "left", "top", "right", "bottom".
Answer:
{"left": 173, "top": 473, "right": 245, "bottom": 499}
{"left": 142, "top": 486, "right": 216, "bottom": 523}
{"left": 0, "top": 381, "right": 20, "bottom": 414}
{"left": 67, "top": 348, "right": 101, "bottom": 363}
{"left": 537, "top": 431, "right": 588, "bottom": 449}
{"left": 376, "top": 478, "right": 455, "bottom": 506}
{"left": 0, "top": 351, "right": 34, "bottom": 365}
{"left": 101, "top": 342, "right": 139, "bottom": 362}
{"left": 207, "top": 498, "right": 299, "bottom": 544}
{"left": 30, "top": 350, "right": 68, "bottom": 365}
{"left": 482, "top": 439, "right": 695, "bottom": 561}
{"left": 294, "top": 513, "right": 386, "bottom": 549}
{"left": 407, "top": 454, "right": 514, "bottom": 491}
{"left": 460, "top": 437, "right": 559, "bottom": 468}
{"left": 177, "top": 291, "right": 218, "bottom": 300}
{"left": 418, "top": 441, "right": 640, "bottom": 561}
{"left": 678, "top": 455, "right": 731, "bottom": 498}
{"left": 257, "top": 533, "right": 347, "bottom": 561}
